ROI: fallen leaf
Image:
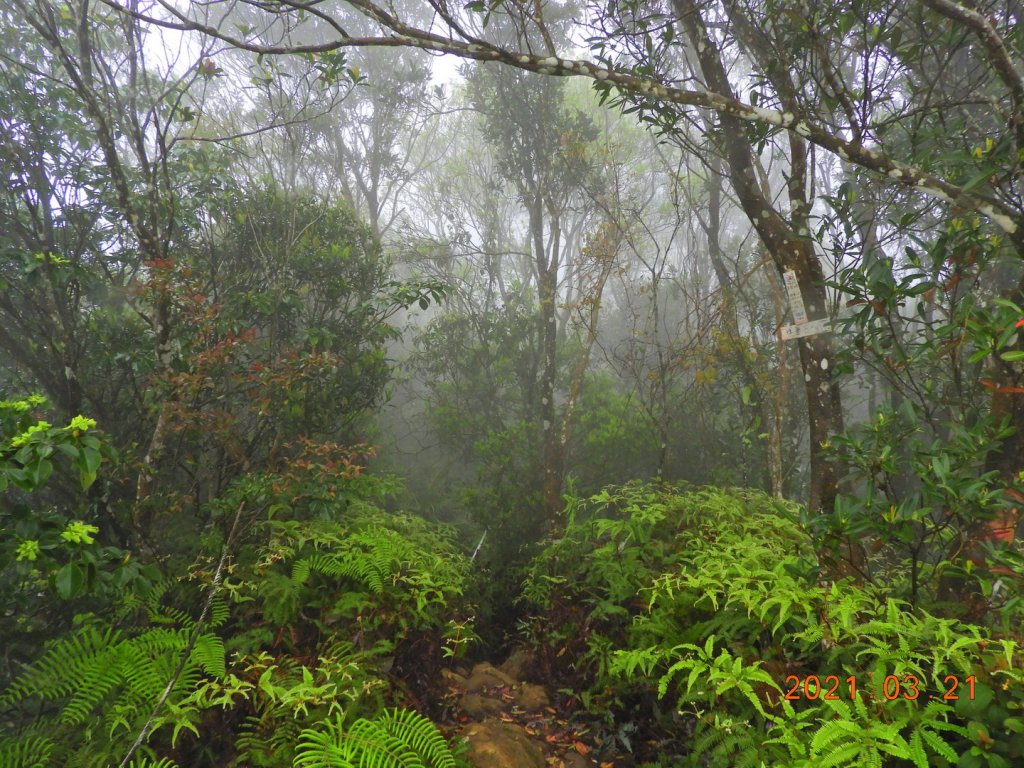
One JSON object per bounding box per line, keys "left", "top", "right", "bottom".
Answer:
{"left": 573, "top": 741, "right": 590, "bottom": 755}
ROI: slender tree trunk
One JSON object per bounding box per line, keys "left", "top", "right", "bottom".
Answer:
{"left": 548, "top": 221, "right": 620, "bottom": 526}
{"left": 529, "top": 198, "right": 562, "bottom": 521}
{"left": 25, "top": 2, "right": 179, "bottom": 538}
{"left": 703, "top": 159, "right": 786, "bottom": 496}
{"left": 766, "top": 263, "right": 792, "bottom": 498}
{"left": 675, "top": 0, "right": 843, "bottom": 512}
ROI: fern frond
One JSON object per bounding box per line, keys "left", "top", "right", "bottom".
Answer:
{"left": 124, "top": 758, "right": 180, "bottom": 768}
{"left": 919, "top": 727, "right": 958, "bottom": 761}
{"left": 907, "top": 730, "right": 929, "bottom": 768}
{"left": 1, "top": 621, "right": 224, "bottom": 741}
{"left": 345, "top": 718, "right": 428, "bottom": 768}
{"left": 295, "top": 709, "right": 455, "bottom": 768}
{"left": 192, "top": 634, "right": 227, "bottom": 677}
{"left": 207, "top": 595, "right": 230, "bottom": 629}
{"left": 1, "top": 626, "right": 122, "bottom": 707}
{"left": 816, "top": 742, "right": 862, "bottom": 768}
{"left": 146, "top": 578, "right": 196, "bottom": 628}
{"left": 375, "top": 708, "right": 456, "bottom": 768}
{"left": 0, "top": 733, "right": 57, "bottom": 768}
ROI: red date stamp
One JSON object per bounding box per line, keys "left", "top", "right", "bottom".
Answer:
{"left": 783, "top": 674, "right": 976, "bottom": 701}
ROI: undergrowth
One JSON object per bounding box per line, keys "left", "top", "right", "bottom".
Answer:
{"left": 521, "top": 483, "right": 1024, "bottom": 768}
{"left": 0, "top": 447, "right": 473, "bottom": 768}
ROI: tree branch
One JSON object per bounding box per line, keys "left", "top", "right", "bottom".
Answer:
{"left": 99, "top": 0, "right": 1023, "bottom": 233}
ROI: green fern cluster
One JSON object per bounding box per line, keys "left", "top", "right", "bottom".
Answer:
{"left": 175, "top": 502, "right": 473, "bottom": 767}
{"left": 187, "top": 640, "right": 388, "bottom": 766}
{"left": 0, "top": 618, "right": 224, "bottom": 768}
{"left": 295, "top": 708, "right": 457, "bottom": 768}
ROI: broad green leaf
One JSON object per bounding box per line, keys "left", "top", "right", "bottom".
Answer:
{"left": 55, "top": 563, "right": 85, "bottom": 599}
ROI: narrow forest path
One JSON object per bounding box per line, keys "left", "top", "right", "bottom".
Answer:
{"left": 439, "top": 649, "right": 611, "bottom": 768}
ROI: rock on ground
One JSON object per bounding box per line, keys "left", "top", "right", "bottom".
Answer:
{"left": 460, "top": 721, "right": 547, "bottom": 768}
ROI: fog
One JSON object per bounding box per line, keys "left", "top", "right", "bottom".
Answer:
{"left": 3, "top": 2, "right": 1023, "bottom": 766}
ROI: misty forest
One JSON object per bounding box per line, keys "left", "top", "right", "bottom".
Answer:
{"left": 4, "top": 1, "right": 1024, "bottom": 767}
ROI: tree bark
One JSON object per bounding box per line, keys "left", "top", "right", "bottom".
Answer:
{"left": 534, "top": 199, "right": 562, "bottom": 520}
{"left": 674, "top": 0, "right": 843, "bottom": 513}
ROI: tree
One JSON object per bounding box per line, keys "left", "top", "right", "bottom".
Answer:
{"left": 395, "top": 70, "right": 622, "bottom": 545}
{"left": 466, "top": 62, "right": 605, "bottom": 520}
{"left": 119, "top": 0, "right": 1024, "bottom": 515}
{"left": 137, "top": 187, "right": 400, "bottom": 515}
{"left": 3, "top": 0, "right": 231, "bottom": 537}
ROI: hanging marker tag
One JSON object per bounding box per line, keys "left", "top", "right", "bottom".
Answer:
{"left": 783, "top": 270, "right": 808, "bottom": 325}
{"left": 779, "top": 317, "right": 831, "bottom": 340}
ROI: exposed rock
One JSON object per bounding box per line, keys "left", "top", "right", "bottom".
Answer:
{"left": 441, "top": 668, "right": 467, "bottom": 687}
{"left": 459, "top": 692, "right": 507, "bottom": 719}
{"left": 499, "top": 648, "right": 535, "bottom": 680}
{"left": 461, "top": 721, "right": 546, "bottom": 768}
{"left": 513, "top": 682, "right": 549, "bottom": 711}
{"left": 464, "top": 661, "right": 517, "bottom": 693}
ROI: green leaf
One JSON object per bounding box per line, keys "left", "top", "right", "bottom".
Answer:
{"left": 26, "top": 458, "right": 53, "bottom": 488}
{"left": 956, "top": 682, "right": 994, "bottom": 717}
{"left": 55, "top": 563, "right": 85, "bottom": 599}
{"left": 171, "top": 717, "right": 201, "bottom": 747}
{"left": 77, "top": 446, "right": 101, "bottom": 489}
{"left": 968, "top": 348, "right": 991, "bottom": 363}
{"left": 55, "top": 442, "right": 80, "bottom": 459}
{"left": 740, "top": 385, "right": 754, "bottom": 406}
{"left": 1003, "top": 717, "right": 1024, "bottom": 734}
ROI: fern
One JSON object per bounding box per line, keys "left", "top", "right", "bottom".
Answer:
{"left": 1, "top": 621, "right": 223, "bottom": 749}
{"left": 0, "top": 732, "right": 56, "bottom": 768}
{"left": 255, "top": 510, "right": 472, "bottom": 642}
{"left": 919, "top": 726, "right": 959, "bottom": 762}
{"left": 139, "top": 577, "right": 231, "bottom": 630}
{"left": 1, "top": 625, "right": 124, "bottom": 713}
{"left": 522, "top": 483, "right": 1024, "bottom": 767}
{"left": 294, "top": 708, "right": 456, "bottom": 768}
{"left": 374, "top": 707, "right": 456, "bottom": 765}
{"left": 235, "top": 712, "right": 305, "bottom": 766}
{"left": 292, "top": 549, "right": 387, "bottom": 594}
{"left": 688, "top": 717, "right": 767, "bottom": 768}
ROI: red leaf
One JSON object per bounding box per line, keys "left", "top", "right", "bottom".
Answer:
{"left": 980, "top": 379, "right": 1024, "bottom": 393}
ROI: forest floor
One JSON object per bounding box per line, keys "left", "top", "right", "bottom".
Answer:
{"left": 438, "top": 649, "right": 614, "bottom": 768}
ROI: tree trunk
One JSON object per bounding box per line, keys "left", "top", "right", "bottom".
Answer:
{"left": 674, "top": 0, "right": 843, "bottom": 512}
{"left": 548, "top": 221, "right": 620, "bottom": 528}
{"left": 702, "top": 158, "right": 786, "bottom": 497}
{"left": 530, "top": 198, "right": 562, "bottom": 521}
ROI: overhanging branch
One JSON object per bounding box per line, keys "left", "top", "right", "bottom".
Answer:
{"left": 99, "top": 0, "right": 1023, "bottom": 234}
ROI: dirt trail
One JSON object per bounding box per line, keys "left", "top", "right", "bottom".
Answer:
{"left": 442, "top": 650, "right": 607, "bottom": 768}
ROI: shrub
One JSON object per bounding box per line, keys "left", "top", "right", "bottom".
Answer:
{"left": 522, "top": 483, "right": 1024, "bottom": 767}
